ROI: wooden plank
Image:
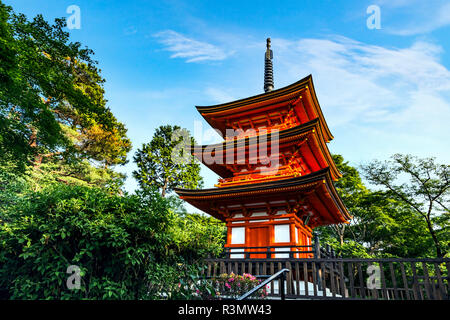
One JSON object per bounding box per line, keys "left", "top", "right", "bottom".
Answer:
{"left": 312, "top": 262, "right": 318, "bottom": 297}
{"left": 399, "top": 262, "right": 410, "bottom": 300}
{"left": 339, "top": 261, "right": 346, "bottom": 298}
{"left": 329, "top": 261, "right": 336, "bottom": 297}
{"left": 379, "top": 263, "right": 388, "bottom": 300}
{"left": 357, "top": 262, "right": 366, "bottom": 299}
{"left": 321, "top": 261, "right": 327, "bottom": 297}
{"left": 348, "top": 262, "right": 355, "bottom": 298}
{"left": 410, "top": 262, "right": 421, "bottom": 300}
{"left": 270, "top": 262, "right": 275, "bottom": 295}
{"left": 286, "top": 261, "right": 292, "bottom": 295}
{"left": 207, "top": 262, "right": 212, "bottom": 278}
{"left": 278, "top": 262, "right": 284, "bottom": 297}
{"left": 434, "top": 263, "right": 445, "bottom": 300}
{"left": 421, "top": 262, "right": 433, "bottom": 300}
{"left": 388, "top": 262, "right": 399, "bottom": 300}
{"left": 295, "top": 261, "right": 300, "bottom": 296}
{"left": 303, "top": 261, "right": 309, "bottom": 297}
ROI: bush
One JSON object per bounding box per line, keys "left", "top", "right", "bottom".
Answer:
{"left": 0, "top": 184, "right": 225, "bottom": 299}
{"left": 214, "top": 273, "right": 268, "bottom": 299}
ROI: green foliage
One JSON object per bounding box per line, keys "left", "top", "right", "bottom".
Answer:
{"left": 26, "top": 159, "right": 127, "bottom": 193}
{"left": 0, "top": 164, "right": 31, "bottom": 218}
{"left": 167, "top": 264, "right": 219, "bottom": 300}
{"left": 318, "top": 154, "right": 447, "bottom": 258}
{"left": 322, "top": 238, "right": 374, "bottom": 259}
{"left": 0, "top": 184, "right": 224, "bottom": 299}
{"left": 133, "top": 125, "right": 203, "bottom": 197}
{"left": 361, "top": 154, "right": 449, "bottom": 257}
{"left": 170, "top": 213, "right": 226, "bottom": 259}
{"left": 0, "top": 3, "right": 131, "bottom": 170}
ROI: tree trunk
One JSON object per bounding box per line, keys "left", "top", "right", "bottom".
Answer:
{"left": 426, "top": 218, "right": 443, "bottom": 258}
{"left": 161, "top": 177, "right": 168, "bottom": 198}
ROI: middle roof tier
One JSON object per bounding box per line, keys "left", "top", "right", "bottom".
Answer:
{"left": 191, "top": 118, "right": 341, "bottom": 187}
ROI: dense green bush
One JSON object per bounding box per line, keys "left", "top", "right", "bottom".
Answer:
{"left": 0, "top": 184, "right": 225, "bottom": 299}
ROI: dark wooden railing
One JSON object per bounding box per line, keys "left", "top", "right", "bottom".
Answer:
{"left": 202, "top": 257, "right": 450, "bottom": 300}
{"left": 221, "top": 235, "right": 339, "bottom": 260}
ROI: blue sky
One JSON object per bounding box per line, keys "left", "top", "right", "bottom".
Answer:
{"left": 6, "top": 0, "right": 450, "bottom": 203}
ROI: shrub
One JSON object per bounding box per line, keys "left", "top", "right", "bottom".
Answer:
{"left": 0, "top": 184, "right": 224, "bottom": 299}
{"left": 214, "top": 273, "right": 268, "bottom": 299}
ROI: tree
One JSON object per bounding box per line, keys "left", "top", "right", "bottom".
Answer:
{"left": 325, "top": 155, "right": 368, "bottom": 245}
{"left": 133, "top": 125, "right": 203, "bottom": 197}
{"left": 0, "top": 3, "right": 131, "bottom": 171}
{"left": 318, "top": 154, "right": 437, "bottom": 258}
{"left": 361, "top": 154, "right": 449, "bottom": 258}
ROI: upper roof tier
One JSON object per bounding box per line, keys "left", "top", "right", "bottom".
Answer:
{"left": 196, "top": 75, "right": 333, "bottom": 142}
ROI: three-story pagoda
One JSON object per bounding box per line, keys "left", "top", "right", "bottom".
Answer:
{"left": 175, "top": 38, "right": 350, "bottom": 258}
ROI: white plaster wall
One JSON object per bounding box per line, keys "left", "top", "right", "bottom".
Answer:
{"left": 231, "top": 227, "right": 245, "bottom": 244}
{"left": 274, "top": 224, "right": 290, "bottom": 243}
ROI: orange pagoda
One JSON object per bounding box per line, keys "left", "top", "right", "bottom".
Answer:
{"left": 175, "top": 38, "right": 350, "bottom": 258}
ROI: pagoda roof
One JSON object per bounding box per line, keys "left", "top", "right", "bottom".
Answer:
{"left": 174, "top": 167, "right": 351, "bottom": 226}
{"left": 196, "top": 75, "right": 334, "bottom": 142}
{"left": 191, "top": 118, "right": 341, "bottom": 180}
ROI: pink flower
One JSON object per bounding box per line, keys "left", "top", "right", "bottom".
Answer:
{"left": 225, "top": 283, "right": 231, "bottom": 289}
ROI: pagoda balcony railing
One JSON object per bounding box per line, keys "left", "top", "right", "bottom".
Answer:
{"left": 217, "top": 171, "right": 300, "bottom": 187}
{"left": 220, "top": 240, "right": 338, "bottom": 260}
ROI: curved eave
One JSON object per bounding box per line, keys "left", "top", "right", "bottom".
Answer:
{"left": 196, "top": 75, "right": 312, "bottom": 113}
{"left": 175, "top": 167, "right": 350, "bottom": 223}
{"left": 196, "top": 75, "right": 334, "bottom": 142}
{"left": 191, "top": 118, "right": 341, "bottom": 180}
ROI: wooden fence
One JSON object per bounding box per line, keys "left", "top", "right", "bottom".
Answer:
{"left": 203, "top": 257, "right": 450, "bottom": 300}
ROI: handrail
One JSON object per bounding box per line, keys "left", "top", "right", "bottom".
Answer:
{"left": 237, "top": 268, "right": 290, "bottom": 300}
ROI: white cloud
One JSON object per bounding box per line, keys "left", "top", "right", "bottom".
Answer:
{"left": 262, "top": 36, "right": 450, "bottom": 166}
{"left": 204, "top": 87, "right": 236, "bottom": 104}
{"left": 154, "top": 30, "right": 232, "bottom": 63}
{"left": 273, "top": 36, "right": 450, "bottom": 130}
{"left": 381, "top": 1, "right": 450, "bottom": 35}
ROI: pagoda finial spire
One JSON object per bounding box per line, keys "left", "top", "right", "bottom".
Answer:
{"left": 264, "top": 38, "right": 274, "bottom": 93}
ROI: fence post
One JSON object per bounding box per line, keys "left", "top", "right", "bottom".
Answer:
{"left": 313, "top": 233, "right": 323, "bottom": 291}
{"left": 280, "top": 271, "right": 286, "bottom": 300}
{"left": 313, "top": 233, "right": 321, "bottom": 259}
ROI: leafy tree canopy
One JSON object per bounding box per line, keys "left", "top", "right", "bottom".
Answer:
{"left": 318, "top": 154, "right": 447, "bottom": 258}
{"left": 361, "top": 154, "right": 449, "bottom": 258}
{"left": 133, "top": 125, "right": 203, "bottom": 197}
{"left": 0, "top": 3, "right": 131, "bottom": 171}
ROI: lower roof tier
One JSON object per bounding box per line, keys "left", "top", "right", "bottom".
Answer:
{"left": 175, "top": 168, "right": 351, "bottom": 227}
